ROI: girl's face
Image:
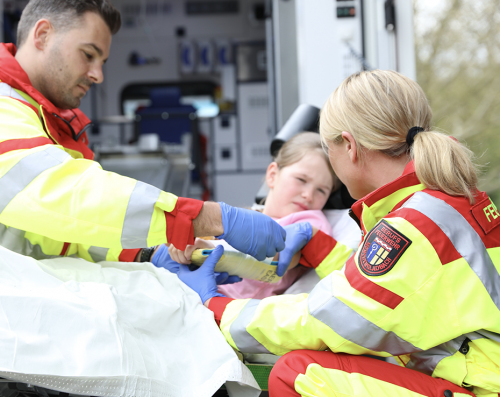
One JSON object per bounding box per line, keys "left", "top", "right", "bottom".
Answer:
{"left": 264, "top": 152, "right": 334, "bottom": 218}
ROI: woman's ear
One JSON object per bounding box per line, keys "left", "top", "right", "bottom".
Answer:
{"left": 341, "top": 131, "right": 358, "bottom": 164}
{"left": 266, "top": 162, "right": 279, "bottom": 188}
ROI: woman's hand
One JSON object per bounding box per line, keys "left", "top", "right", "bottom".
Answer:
{"left": 178, "top": 245, "right": 240, "bottom": 304}
{"left": 276, "top": 223, "right": 316, "bottom": 276}
{"left": 169, "top": 238, "right": 215, "bottom": 264}
{"left": 151, "top": 244, "right": 181, "bottom": 273}
{"left": 274, "top": 251, "right": 302, "bottom": 273}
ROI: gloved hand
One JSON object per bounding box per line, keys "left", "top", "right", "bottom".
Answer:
{"left": 217, "top": 202, "right": 286, "bottom": 261}
{"left": 277, "top": 222, "right": 313, "bottom": 277}
{"left": 178, "top": 245, "right": 241, "bottom": 304}
{"left": 151, "top": 244, "right": 180, "bottom": 273}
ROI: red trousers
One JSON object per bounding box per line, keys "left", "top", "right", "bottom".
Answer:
{"left": 269, "top": 351, "right": 477, "bottom": 397}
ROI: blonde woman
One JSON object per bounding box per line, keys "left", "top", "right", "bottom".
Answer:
{"left": 178, "top": 70, "right": 500, "bottom": 397}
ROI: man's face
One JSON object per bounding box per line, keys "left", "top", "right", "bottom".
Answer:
{"left": 38, "top": 12, "right": 111, "bottom": 109}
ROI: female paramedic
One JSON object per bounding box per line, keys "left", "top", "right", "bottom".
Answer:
{"left": 178, "top": 70, "right": 500, "bottom": 397}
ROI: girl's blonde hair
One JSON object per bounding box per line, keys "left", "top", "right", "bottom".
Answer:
{"left": 275, "top": 132, "right": 340, "bottom": 192}
{"left": 320, "top": 70, "right": 479, "bottom": 203}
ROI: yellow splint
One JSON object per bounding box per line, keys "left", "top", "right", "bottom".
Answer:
{"left": 191, "top": 243, "right": 282, "bottom": 283}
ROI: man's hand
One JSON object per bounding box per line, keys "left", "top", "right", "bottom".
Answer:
{"left": 178, "top": 245, "right": 241, "bottom": 304}
{"left": 217, "top": 202, "right": 286, "bottom": 261}
{"left": 276, "top": 222, "right": 313, "bottom": 277}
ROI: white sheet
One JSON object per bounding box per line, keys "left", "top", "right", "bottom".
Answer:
{"left": 0, "top": 246, "right": 259, "bottom": 397}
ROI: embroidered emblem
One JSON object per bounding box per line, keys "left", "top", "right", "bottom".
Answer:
{"left": 471, "top": 196, "right": 500, "bottom": 235}
{"left": 359, "top": 220, "right": 412, "bottom": 276}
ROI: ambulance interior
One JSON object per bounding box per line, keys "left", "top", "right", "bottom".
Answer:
{"left": 0, "top": 0, "right": 417, "bottom": 396}
{"left": 1, "top": 0, "right": 416, "bottom": 210}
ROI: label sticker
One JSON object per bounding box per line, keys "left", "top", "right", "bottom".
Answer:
{"left": 359, "top": 220, "right": 412, "bottom": 276}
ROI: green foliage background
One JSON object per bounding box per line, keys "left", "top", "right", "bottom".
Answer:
{"left": 415, "top": 0, "right": 500, "bottom": 203}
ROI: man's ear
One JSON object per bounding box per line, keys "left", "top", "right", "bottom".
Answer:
{"left": 341, "top": 131, "right": 358, "bottom": 164}
{"left": 266, "top": 162, "right": 279, "bottom": 188}
{"left": 32, "top": 19, "right": 53, "bottom": 51}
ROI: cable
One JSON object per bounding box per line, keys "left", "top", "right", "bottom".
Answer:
{"left": 344, "top": 40, "right": 373, "bottom": 71}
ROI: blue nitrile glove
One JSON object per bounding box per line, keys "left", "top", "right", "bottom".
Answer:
{"left": 178, "top": 245, "right": 241, "bottom": 304}
{"left": 151, "top": 244, "right": 181, "bottom": 273}
{"left": 217, "top": 202, "right": 286, "bottom": 261}
{"left": 276, "top": 222, "right": 313, "bottom": 277}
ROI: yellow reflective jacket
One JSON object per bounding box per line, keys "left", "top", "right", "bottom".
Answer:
{"left": 211, "top": 162, "right": 500, "bottom": 396}
{"left": 0, "top": 43, "right": 203, "bottom": 262}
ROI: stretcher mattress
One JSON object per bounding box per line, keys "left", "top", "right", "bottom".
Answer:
{"left": 0, "top": 246, "right": 259, "bottom": 397}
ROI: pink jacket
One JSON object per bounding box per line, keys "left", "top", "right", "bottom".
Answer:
{"left": 218, "top": 210, "right": 333, "bottom": 299}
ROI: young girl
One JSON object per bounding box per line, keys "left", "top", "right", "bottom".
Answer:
{"left": 169, "top": 132, "right": 339, "bottom": 298}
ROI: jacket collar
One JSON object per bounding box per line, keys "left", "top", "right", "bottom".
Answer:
{"left": 0, "top": 43, "right": 94, "bottom": 160}
{"left": 0, "top": 43, "right": 87, "bottom": 121}
{"left": 350, "top": 161, "right": 426, "bottom": 234}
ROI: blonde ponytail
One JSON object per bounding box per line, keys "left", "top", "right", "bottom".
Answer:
{"left": 320, "top": 70, "right": 479, "bottom": 203}
{"left": 412, "top": 131, "right": 478, "bottom": 203}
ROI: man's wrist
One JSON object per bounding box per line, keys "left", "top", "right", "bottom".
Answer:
{"left": 136, "top": 246, "right": 159, "bottom": 262}
{"left": 193, "top": 202, "right": 224, "bottom": 237}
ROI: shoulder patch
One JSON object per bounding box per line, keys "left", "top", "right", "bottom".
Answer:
{"left": 471, "top": 196, "right": 500, "bottom": 235}
{"left": 359, "top": 220, "right": 412, "bottom": 276}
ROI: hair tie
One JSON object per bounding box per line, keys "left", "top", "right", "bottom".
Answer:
{"left": 406, "top": 126, "right": 424, "bottom": 146}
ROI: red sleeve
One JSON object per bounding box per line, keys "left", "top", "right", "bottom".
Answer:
{"left": 164, "top": 197, "right": 204, "bottom": 250}
{"left": 119, "top": 248, "right": 142, "bottom": 262}
{"left": 208, "top": 297, "right": 235, "bottom": 327}
{"left": 299, "top": 230, "right": 338, "bottom": 268}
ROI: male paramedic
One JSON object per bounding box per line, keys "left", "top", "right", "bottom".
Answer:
{"left": 0, "top": 0, "right": 285, "bottom": 268}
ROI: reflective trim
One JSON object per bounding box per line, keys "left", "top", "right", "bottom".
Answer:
{"left": 0, "top": 82, "right": 29, "bottom": 104}
{"left": 308, "top": 275, "right": 422, "bottom": 355}
{"left": 0, "top": 223, "right": 57, "bottom": 260}
{"left": 121, "top": 181, "right": 161, "bottom": 249}
{"left": 88, "top": 246, "right": 109, "bottom": 262}
{"left": 406, "top": 335, "right": 465, "bottom": 375}
{"left": 474, "top": 329, "right": 500, "bottom": 343}
{"left": 230, "top": 299, "right": 272, "bottom": 354}
{"left": 0, "top": 146, "right": 70, "bottom": 214}
{"left": 401, "top": 192, "right": 500, "bottom": 310}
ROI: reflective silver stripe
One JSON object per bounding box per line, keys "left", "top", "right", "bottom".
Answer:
{"left": 230, "top": 300, "right": 272, "bottom": 354}
{"left": 121, "top": 181, "right": 162, "bottom": 249}
{"left": 406, "top": 335, "right": 465, "bottom": 375}
{"left": 308, "top": 275, "right": 422, "bottom": 355}
{"left": 475, "top": 329, "right": 500, "bottom": 343}
{"left": 0, "top": 82, "right": 29, "bottom": 104}
{"left": 88, "top": 246, "right": 109, "bottom": 262}
{"left": 0, "top": 146, "right": 70, "bottom": 214}
{"left": 407, "top": 330, "right": 499, "bottom": 375}
{"left": 401, "top": 192, "right": 500, "bottom": 310}
{"left": 0, "top": 223, "right": 57, "bottom": 260}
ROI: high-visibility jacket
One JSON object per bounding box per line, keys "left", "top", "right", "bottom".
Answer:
{"left": 0, "top": 43, "right": 203, "bottom": 262}
{"left": 209, "top": 161, "right": 500, "bottom": 397}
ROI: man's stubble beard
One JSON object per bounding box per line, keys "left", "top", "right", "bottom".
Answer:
{"left": 38, "top": 45, "right": 86, "bottom": 109}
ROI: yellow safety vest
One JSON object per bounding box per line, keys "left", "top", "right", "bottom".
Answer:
{"left": 0, "top": 82, "right": 180, "bottom": 262}
{"left": 217, "top": 163, "right": 500, "bottom": 396}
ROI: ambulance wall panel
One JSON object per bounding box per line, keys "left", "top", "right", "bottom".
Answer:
{"left": 99, "top": 0, "right": 266, "bottom": 117}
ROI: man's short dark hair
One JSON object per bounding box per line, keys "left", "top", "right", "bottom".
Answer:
{"left": 17, "top": 0, "right": 121, "bottom": 46}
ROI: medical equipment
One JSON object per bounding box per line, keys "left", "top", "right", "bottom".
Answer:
{"left": 191, "top": 244, "right": 281, "bottom": 284}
